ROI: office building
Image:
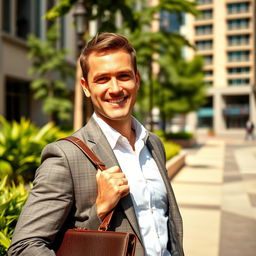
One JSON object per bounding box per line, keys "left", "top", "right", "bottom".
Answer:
{"left": 0, "top": 0, "right": 76, "bottom": 126}
{"left": 183, "top": 0, "right": 256, "bottom": 135}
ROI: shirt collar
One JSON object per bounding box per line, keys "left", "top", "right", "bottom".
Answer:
{"left": 92, "top": 113, "right": 148, "bottom": 149}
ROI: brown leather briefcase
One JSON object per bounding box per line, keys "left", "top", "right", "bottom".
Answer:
{"left": 55, "top": 136, "right": 136, "bottom": 256}
{"left": 56, "top": 228, "right": 136, "bottom": 256}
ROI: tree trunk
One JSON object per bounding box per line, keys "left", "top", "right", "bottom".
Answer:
{"left": 73, "top": 58, "right": 84, "bottom": 131}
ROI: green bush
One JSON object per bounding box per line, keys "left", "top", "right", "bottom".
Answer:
{"left": 0, "top": 177, "right": 30, "bottom": 255}
{"left": 0, "top": 116, "right": 71, "bottom": 183}
{"left": 154, "top": 130, "right": 194, "bottom": 141}
{"left": 153, "top": 131, "right": 181, "bottom": 160}
{"left": 163, "top": 140, "right": 181, "bottom": 160}
{"left": 153, "top": 130, "right": 165, "bottom": 139}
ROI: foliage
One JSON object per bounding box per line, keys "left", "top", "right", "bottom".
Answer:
{"left": 0, "top": 116, "right": 70, "bottom": 184}
{"left": 155, "top": 129, "right": 194, "bottom": 140}
{"left": 44, "top": 0, "right": 205, "bottom": 130}
{"left": 157, "top": 54, "right": 207, "bottom": 119}
{"left": 120, "top": 1, "right": 205, "bottom": 130}
{"left": 28, "top": 24, "right": 74, "bottom": 123}
{"left": 0, "top": 177, "right": 30, "bottom": 255}
{"left": 154, "top": 131, "right": 181, "bottom": 159}
{"left": 45, "top": 0, "right": 138, "bottom": 32}
{"left": 162, "top": 140, "right": 181, "bottom": 160}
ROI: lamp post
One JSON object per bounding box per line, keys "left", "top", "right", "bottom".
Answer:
{"left": 73, "top": 0, "right": 86, "bottom": 131}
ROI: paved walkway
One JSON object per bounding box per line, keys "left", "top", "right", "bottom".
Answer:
{"left": 172, "top": 137, "right": 256, "bottom": 256}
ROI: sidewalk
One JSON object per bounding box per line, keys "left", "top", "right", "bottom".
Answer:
{"left": 172, "top": 137, "right": 256, "bottom": 256}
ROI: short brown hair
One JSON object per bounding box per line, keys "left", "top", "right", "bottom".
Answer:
{"left": 80, "top": 33, "right": 137, "bottom": 82}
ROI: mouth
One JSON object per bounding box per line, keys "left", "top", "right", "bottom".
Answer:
{"left": 107, "top": 96, "right": 128, "bottom": 104}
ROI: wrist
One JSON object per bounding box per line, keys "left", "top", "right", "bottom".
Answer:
{"left": 96, "top": 200, "right": 109, "bottom": 220}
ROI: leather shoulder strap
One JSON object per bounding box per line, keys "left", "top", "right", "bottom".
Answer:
{"left": 59, "top": 136, "right": 114, "bottom": 231}
{"left": 60, "top": 136, "right": 106, "bottom": 171}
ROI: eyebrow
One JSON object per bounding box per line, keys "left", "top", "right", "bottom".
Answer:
{"left": 93, "top": 69, "right": 134, "bottom": 79}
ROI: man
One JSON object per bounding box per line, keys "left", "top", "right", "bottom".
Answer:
{"left": 245, "top": 119, "right": 254, "bottom": 140}
{"left": 8, "top": 33, "right": 184, "bottom": 256}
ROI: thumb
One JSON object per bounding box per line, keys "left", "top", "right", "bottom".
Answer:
{"left": 96, "top": 169, "right": 102, "bottom": 181}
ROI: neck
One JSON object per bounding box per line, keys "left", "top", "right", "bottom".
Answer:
{"left": 97, "top": 115, "right": 136, "bottom": 150}
{"left": 111, "top": 119, "right": 136, "bottom": 148}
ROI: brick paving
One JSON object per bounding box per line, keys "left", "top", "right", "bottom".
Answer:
{"left": 172, "top": 136, "right": 256, "bottom": 256}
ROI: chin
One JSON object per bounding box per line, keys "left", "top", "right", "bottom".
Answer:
{"left": 101, "top": 111, "right": 131, "bottom": 121}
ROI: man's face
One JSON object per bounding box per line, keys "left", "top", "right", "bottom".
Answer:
{"left": 81, "top": 49, "right": 140, "bottom": 125}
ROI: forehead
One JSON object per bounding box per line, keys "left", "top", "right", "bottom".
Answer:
{"left": 88, "top": 49, "right": 131, "bottom": 61}
{"left": 87, "top": 50, "right": 133, "bottom": 74}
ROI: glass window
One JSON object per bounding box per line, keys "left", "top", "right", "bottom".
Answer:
{"left": 227, "top": 34, "right": 250, "bottom": 46}
{"left": 2, "top": 0, "right": 11, "bottom": 33}
{"left": 195, "top": 25, "right": 213, "bottom": 35}
{"left": 204, "top": 70, "right": 213, "bottom": 76}
{"left": 196, "top": 40, "right": 213, "bottom": 50}
{"left": 160, "top": 11, "right": 181, "bottom": 32}
{"left": 203, "top": 55, "right": 213, "bottom": 65}
{"left": 228, "top": 78, "right": 250, "bottom": 86}
{"left": 227, "top": 18, "right": 250, "bottom": 30}
{"left": 16, "top": 0, "right": 31, "bottom": 39}
{"left": 227, "top": 51, "right": 250, "bottom": 62}
{"left": 227, "top": 2, "right": 250, "bottom": 14}
{"left": 204, "top": 80, "right": 213, "bottom": 86}
{"left": 197, "top": 0, "right": 212, "bottom": 5}
{"left": 5, "top": 78, "right": 30, "bottom": 121}
{"left": 34, "top": 0, "right": 41, "bottom": 37}
{"left": 196, "top": 9, "right": 213, "bottom": 20}
{"left": 227, "top": 67, "right": 250, "bottom": 74}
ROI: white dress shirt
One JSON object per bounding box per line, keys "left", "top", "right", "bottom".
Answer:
{"left": 93, "top": 113, "right": 171, "bottom": 256}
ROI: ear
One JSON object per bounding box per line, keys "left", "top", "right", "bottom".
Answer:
{"left": 81, "top": 77, "right": 91, "bottom": 98}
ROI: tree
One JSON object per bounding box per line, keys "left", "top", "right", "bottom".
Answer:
{"left": 44, "top": 0, "right": 205, "bottom": 132}
{"left": 28, "top": 24, "right": 74, "bottom": 124}
{"left": 122, "top": 1, "right": 200, "bottom": 130}
{"left": 157, "top": 52, "right": 207, "bottom": 133}
{"left": 45, "top": 0, "right": 140, "bottom": 129}
{"left": 45, "top": 0, "right": 138, "bottom": 33}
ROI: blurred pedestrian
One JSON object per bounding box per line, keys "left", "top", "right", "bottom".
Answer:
{"left": 245, "top": 119, "right": 254, "bottom": 140}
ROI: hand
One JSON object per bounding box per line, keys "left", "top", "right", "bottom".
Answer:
{"left": 95, "top": 166, "right": 129, "bottom": 220}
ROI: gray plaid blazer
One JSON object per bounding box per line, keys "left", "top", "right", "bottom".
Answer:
{"left": 8, "top": 118, "right": 184, "bottom": 256}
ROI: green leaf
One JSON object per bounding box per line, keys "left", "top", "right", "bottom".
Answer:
{"left": 0, "top": 231, "right": 11, "bottom": 249}
{"left": 0, "top": 161, "right": 13, "bottom": 178}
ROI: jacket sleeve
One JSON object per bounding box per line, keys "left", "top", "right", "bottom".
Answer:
{"left": 8, "top": 141, "right": 101, "bottom": 256}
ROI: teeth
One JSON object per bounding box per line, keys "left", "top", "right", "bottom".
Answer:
{"left": 109, "top": 98, "right": 124, "bottom": 103}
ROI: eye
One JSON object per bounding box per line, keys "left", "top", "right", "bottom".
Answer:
{"left": 95, "top": 77, "right": 109, "bottom": 84}
{"left": 118, "top": 73, "right": 132, "bottom": 81}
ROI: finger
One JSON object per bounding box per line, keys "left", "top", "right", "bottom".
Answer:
{"left": 100, "top": 171, "right": 126, "bottom": 182}
{"left": 104, "top": 166, "right": 121, "bottom": 173}
{"left": 119, "top": 185, "right": 130, "bottom": 198}
{"left": 118, "top": 177, "right": 128, "bottom": 186}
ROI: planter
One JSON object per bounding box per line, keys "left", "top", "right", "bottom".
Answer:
{"left": 166, "top": 151, "right": 186, "bottom": 180}
{"left": 208, "top": 130, "right": 215, "bottom": 136}
{"left": 169, "top": 137, "right": 196, "bottom": 148}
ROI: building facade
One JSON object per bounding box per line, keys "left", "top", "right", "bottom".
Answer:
{"left": 0, "top": 0, "right": 76, "bottom": 126}
{"left": 183, "top": 0, "right": 256, "bottom": 135}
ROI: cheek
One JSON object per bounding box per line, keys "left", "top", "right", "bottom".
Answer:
{"left": 90, "top": 89, "right": 105, "bottom": 101}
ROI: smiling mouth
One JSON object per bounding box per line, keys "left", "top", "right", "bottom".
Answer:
{"left": 108, "top": 96, "right": 127, "bottom": 104}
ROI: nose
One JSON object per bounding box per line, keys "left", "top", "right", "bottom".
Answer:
{"left": 109, "top": 77, "right": 122, "bottom": 93}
